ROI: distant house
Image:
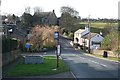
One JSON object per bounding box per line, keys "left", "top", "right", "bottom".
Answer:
{"left": 81, "top": 33, "right": 104, "bottom": 49}
{"left": 74, "top": 26, "right": 89, "bottom": 45}
{"left": 74, "top": 25, "right": 104, "bottom": 49}
{"left": 38, "top": 10, "right": 58, "bottom": 26}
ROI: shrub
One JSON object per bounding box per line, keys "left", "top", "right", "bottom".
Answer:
{"left": 101, "top": 31, "right": 118, "bottom": 51}
{"left": 28, "top": 25, "right": 58, "bottom": 52}
{"left": 68, "top": 32, "right": 74, "bottom": 39}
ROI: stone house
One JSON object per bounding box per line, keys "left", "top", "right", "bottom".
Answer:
{"left": 38, "top": 10, "right": 58, "bottom": 26}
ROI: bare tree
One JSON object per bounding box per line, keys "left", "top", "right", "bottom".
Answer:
{"left": 34, "top": 7, "right": 43, "bottom": 14}
{"left": 25, "top": 7, "right": 31, "bottom": 14}
{"left": 60, "top": 6, "right": 79, "bottom": 17}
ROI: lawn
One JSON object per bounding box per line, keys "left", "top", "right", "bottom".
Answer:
{"left": 4, "top": 56, "right": 69, "bottom": 77}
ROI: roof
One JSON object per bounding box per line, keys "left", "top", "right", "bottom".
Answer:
{"left": 34, "top": 10, "right": 56, "bottom": 19}
{"left": 75, "top": 29, "right": 85, "bottom": 34}
{"left": 38, "top": 12, "right": 53, "bottom": 18}
{"left": 82, "top": 33, "right": 98, "bottom": 39}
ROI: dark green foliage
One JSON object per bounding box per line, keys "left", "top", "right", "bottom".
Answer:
{"left": 60, "top": 6, "right": 79, "bottom": 32}
{"left": 32, "top": 13, "right": 42, "bottom": 26}
{"left": 118, "top": 20, "right": 120, "bottom": 31}
{"left": 101, "top": 31, "right": 118, "bottom": 51}
{"left": 21, "top": 13, "right": 33, "bottom": 27}
{"left": 2, "top": 38, "right": 18, "bottom": 53}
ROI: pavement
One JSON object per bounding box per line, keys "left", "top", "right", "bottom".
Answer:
{"left": 8, "top": 71, "right": 75, "bottom": 78}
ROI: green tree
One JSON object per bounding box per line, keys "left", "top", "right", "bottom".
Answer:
{"left": 33, "top": 7, "right": 43, "bottom": 26}
{"left": 101, "top": 31, "right": 118, "bottom": 51}
{"left": 21, "top": 12, "right": 33, "bottom": 27}
{"left": 59, "top": 6, "right": 79, "bottom": 32}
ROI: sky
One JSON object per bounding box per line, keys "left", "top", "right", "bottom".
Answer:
{"left": 1, "top": 0, "right": 120, "bottom": 19}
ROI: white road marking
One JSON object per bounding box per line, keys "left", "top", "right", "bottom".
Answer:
{"left": 78, "top": 55, "right": 107, "bottom": 67}
{"left": 79, "top": 56, "right": 85, "bottom": 59}
{"left": 89, "top": 60, "right": 107, "bottom": 67}
{"left": 70, "top": 71, "right": 77, "bottom": 79}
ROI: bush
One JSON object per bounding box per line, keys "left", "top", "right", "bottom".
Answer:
{"left": 101, "top": 31, "right": 118, "bottom": 51}
{"left": 63, "top": 32, "right": 68, "bottom": 36}
{"left": 68, "top": 32, "right": 74, "bottom": 39}
{"left": 28, "top": 25, "right": 58, "bottom": 52}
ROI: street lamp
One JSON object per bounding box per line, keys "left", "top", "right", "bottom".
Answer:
{"left": 88, "top": 15, "right": 91, "bottom": 53}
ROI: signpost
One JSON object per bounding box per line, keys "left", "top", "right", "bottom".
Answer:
{"left": 54, "top": 31, "right": 61, "bottom": 68}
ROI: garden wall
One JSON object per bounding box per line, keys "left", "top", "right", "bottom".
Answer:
{"left": 2, "top": 49, "right": 21, "bottom": 66}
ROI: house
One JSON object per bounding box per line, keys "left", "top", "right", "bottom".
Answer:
{"left": 74, "top": 26, "right": 89, "bottom": 46}
{"left": 81, "top": 33, "right": 104, "bottom": 49}
{"left": 74, "top": 25, "right": 104, "bottom": 49}
{"left": 38, "top": 10, "right": 58, "bottom": 26}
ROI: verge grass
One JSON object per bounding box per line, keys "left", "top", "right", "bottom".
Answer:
{"left": 5, "top": 56, "right": 69, "bottom": 77}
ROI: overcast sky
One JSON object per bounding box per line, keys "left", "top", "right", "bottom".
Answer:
{"left": 1, "top": 0, "right": 120, "bottom": 19}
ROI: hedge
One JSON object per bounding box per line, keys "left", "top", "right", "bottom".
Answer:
{"left": 2, "top": 38, "right": 18, "bottom": 53}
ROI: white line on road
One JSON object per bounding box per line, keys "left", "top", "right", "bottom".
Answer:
{"left": 77, "top": 55, "right": 107, "bottom": 67}
{"left": 79, "top": 56, "right": 85, "bottom": 59}
{"left": 70, "top": 71, "right": 77, "bottom": 80}
{"left": 88, "top": 60, "right": 107, "bottom": 67}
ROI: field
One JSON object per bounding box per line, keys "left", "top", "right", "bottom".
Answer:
{"left": 78, "top": 22, "right": 118, "bottom": 36}
{"left": 80, "top": 22, "right": 118, "bottom": 29}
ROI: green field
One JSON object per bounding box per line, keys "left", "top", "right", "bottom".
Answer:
{"left": 78, "top": 22, "right": 118, "bottom": 35}
{"left": 80, "top": 22, "right": 118, "bottom": 28}
{"left": 4, "top": 56, "right": 69, "bottom": 77}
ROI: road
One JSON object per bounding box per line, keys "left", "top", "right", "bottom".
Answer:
{"left": 59, "top": 36, "right": 119, "bottom": 79}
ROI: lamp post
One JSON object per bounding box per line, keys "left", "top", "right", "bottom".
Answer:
{"left": 88, "top": 15, "right": 91, "bottom": 53}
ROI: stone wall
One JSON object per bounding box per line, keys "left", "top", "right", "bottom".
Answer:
{"left": 2, "top": 49, "right": 21, "bottom": 66}
{"left": 91, "top": 49, "right": 118, "bottom": 57}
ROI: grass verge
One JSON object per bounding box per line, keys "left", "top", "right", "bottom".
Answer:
{"left": 4, "top": 56, "right": 69, "bottom": 77}
{"left": 87, "top": 53, "right": 119, "bottom": 61}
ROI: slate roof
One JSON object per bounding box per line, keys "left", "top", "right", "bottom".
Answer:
{"left": 38, "top": 12, "right": 53, "bottom": 18}
{"left": 82, "top": 33, "right": 97, "bottom": 39}
{"left": 75, "top": 29, "right": 85, "bottom": 34}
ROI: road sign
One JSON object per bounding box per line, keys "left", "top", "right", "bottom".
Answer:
{"left": 54, "top": 32, "right": 59, "bottom": 40}
{"left": 57, "top": 44, "right": 61, "bottom": 56}
{"left": 25, "top": 43, "right": 30, "bottom": 49}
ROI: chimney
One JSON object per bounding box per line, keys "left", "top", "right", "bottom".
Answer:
{"left": 85, "top": 24, "right": 89, "bottom": 32}
{"left": 53, "top": 9, "right": 55, "bottom": 13}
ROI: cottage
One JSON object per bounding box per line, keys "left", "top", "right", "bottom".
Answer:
{"left": 74, "top": 26, "right": 104, "bottom": 49}
{"left": 74, "top": 26, "right": 89, "bottom": 46}
{"left": 82, "top": 33, "right": 104, "bottom": 49}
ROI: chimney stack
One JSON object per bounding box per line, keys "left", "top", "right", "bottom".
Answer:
{"left": 53, "top": 9, "right": 55, "bottom": 13}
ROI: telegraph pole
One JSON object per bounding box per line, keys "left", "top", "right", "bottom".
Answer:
{"left": 88, "top": 15, "right": 91, "bottom": 53}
